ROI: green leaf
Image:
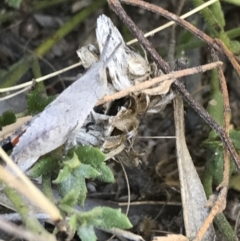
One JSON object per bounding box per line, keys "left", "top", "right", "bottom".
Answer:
{"left": 5, "top": 0, "right": 23, "bottom": 8}
{"left": 70, "top": 146, "right": 115, "bottom": 183}
{"left": 77, "top": 225, "right": 97, "bottom": 241}
{"left": 0, "top": 110, "right": 16, "bottom": 127}
{"left": 53, "top": 167, "right": 71, "bottom": 184}
{"left": 56, "top": 147, "right": 115, "bottom": 207}
{"left": 77, "top": 207, "right": 132, "bottom": 230}
{"left": 27, "top": 83, "right": 55, "bottom": 115}
{"left": 29, "top": 154, "right": 59, "bottom": 178}
{"left": 205, "top": 145, "right": 236, "bottom": 185}
{"left": 230, "top": 129, "right": 240, "bottom": 152}
{"left": 96, "top": 163, "right": 114, "bottom": 183}
{"left": 206, "top": 146, "right": 224, "bottom": 184}
{"left": 74, "top": 163, "right": 100, "bottom": 179}
{"left": 98, "top": 207, "right": 132, "bottom": 230}
{"left": 73, "top": 146, "right": 105, "bottom": 167}
{"left": 59, "top": 189, "right": 79, "bottom": 207}
{"left": 69, "top": 214, "right": 78, "bottom": 231}
{"left": 58, "top": 174, "right": 87, "bottom": 207}
{"left": 209, "top": 1, "right": 225, "bottom": 29}
{"left": 54, "top": 152, "right": 81, "bottom": 183}
{"left": 64, "top": 152, "right": 81, "bottom": 169}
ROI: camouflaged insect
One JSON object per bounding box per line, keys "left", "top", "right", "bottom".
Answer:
{"left": 9, "top": 29, "right": 121, "bottom": 173}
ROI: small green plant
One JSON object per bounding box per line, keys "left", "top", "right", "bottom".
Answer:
{"left": 27, "top": 83, "right": 56, "bottom": 115}
{"left": 0, "top": 110, "right": 16, "bottom": 127}
{"left": 29, "top": 146, "right": 130, "bottom": 240}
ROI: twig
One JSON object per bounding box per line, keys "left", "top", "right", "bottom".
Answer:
{"left": 97, "top": 61, "right": 222, "bottom": 105}
{"left": 215, "top": 38, "right": 240, "bottom": 76}
{"left": 119, "top": 0, "right": 220, "bottom": 52}
{"left": 193, "top": 187, "right": 228, "bottom": 241}
{"left": 107, "top": 0, "right": 240, "bottom": 173}
{"left": 126, "top": 0, "right": 218, "bottom": 45}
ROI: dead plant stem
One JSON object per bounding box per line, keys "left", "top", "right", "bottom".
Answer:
{"left": 107, "top": 0, "right": 240, "bottom": 173}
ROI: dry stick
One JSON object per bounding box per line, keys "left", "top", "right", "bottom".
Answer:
{"left": 97, "top": 62, "right": 222, "bottom": 105}
{"left": 119, "top": 0, "right": 221, "bottom": 53}
{"left": 120, "top": 0, "right": 240, "bottom": 76}
{"left": 215, "top": 38, "right": 240, "bottom": 76}
{"left": 107, "top": 0, "right": 240, "bottom": 173}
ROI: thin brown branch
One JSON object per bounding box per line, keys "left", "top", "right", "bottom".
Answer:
{"left": 97, "top": 61, "right": 222, "bottom": 105}
{"left": 119, "top": 0, "right": 220, "bottom": 52}
{"left": 215, "top": 38, "right": 240, "bottom": 77}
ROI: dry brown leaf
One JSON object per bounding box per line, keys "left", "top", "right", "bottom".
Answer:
{"left": 141, "top": 78, "right": 176, "bottom": 95}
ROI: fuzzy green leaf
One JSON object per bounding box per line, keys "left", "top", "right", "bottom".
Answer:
{"left": 54, "top": 152, "right": 81, "bottom": 183}
{"left": 0, "top": 110, "right": 16, "bottom": 127}
{"left": 53, "top": 166, "right": 71, "bottom": 184}
{"left": 98, "top": 207, "right": 132, "bottom": 230}
{"left": 77, "top": 207, "right": 132, "bottom": 230}
{"left": 63, "top": 152, "right": 81, "bottom": 169}
{"left": 59, "top": 189, "right": 79, "bottom": 207}
{"left": 96, "top": 163, "right": 114, "bottom": 183}
{"left": 72, "top": 146, "right": 105, "bottom": 167}
{"left": 74, "top": 163, "right": 100, "bottom": 179}
{"left": 29, "top": 155, "right": 59, "bottom": 178}
{"left": 77, "top": 225, "right": 97, "bottom": 241}
{"left": 27, "top": 83, "right": 55, "bottom": 115}
{"left": 69, "top": 214, "right": 78, "bottom": 231}
{"left": 69, "top": 146, "right": 114, "bottom": 183}
{"left": 58, "top": 173, "right": 87, "bottom": 206}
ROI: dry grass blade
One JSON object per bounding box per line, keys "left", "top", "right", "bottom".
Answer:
{"left": 0, "top": 147, "right": 62, "bottom": 222}
{"left": 0, "top": 218, "right": 56, "bottom": 241}
{"left": 173, "top": 95, "right": 215, "bottom": 240}
{"left": 0, "top": 62, "right": 82, "bottom": 93}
